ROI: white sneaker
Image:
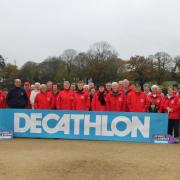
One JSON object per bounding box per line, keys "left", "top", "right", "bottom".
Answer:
{"left": 174, "top": 139, "right": 180, "bottom": 144}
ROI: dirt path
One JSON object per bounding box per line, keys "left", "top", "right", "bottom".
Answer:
{"left": 0, "top": 138, "right": 180, "bottom": 180}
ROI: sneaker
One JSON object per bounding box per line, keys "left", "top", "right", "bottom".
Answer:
{"left": 174, "top": 138, "right": 180, "bottom": 144}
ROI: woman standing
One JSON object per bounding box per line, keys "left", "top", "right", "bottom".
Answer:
{"left": 162, "top": 86, "right": 180, "bottom": 143}
{"left": 91, "top": 85, "right": 107, "bottom": 111}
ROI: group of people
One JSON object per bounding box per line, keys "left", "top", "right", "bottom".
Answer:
{"left": 0, "top": 78, "right": 180, "bottom": 142}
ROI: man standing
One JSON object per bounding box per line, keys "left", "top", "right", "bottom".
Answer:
{"left": 56, "top": 81, "right": 74, "bottom": 110}
{"left": 6, "top": 79, "right": 28, "bottom": 109}
{"left": 47, "top": 84, "right": 60, "bottom": 109}
{"left": 73, "top": 81, "right": 90, "bottom": 111}
{"left": 24, "top": 81, "right": 31, "bottom": 109}
{"left": 34, "top": 84, "right": 50, "bottom": 109}
{"left": 127, "top": 83, "right": 149, "bottom": 112}
{"left": 106, "top": 82, "right": 125, "bottom": 112}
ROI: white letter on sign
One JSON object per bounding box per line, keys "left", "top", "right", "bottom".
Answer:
{"left": 111, "top": 116, "right": 131, "bottom": 136}
{"left": 14, "top": 113, "right": 31, "bottom": 133}
{"left": 101, "top": 115, "right": 113, "bottom": 136}
{"left": 42, "top": 114, "right": 60, "bottom": 134}
{"left": 71, "top": 114, "right": 84, "bottom": 135}
{"left": 131, "top": 116, "right": 150, "bottom": 138}
{"left": 30, "top": 113, "right": 42, "bottom": 133}
{"left": 84, "top": 115, "right": 101, "bottom": 135}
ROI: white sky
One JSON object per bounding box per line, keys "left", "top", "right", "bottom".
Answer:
{"left": 0, "top": 0, "right": 180, "bottom": 66}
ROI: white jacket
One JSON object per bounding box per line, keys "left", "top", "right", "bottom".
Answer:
{"left": 30, "top": 90, "right": 40, "bottom": 109}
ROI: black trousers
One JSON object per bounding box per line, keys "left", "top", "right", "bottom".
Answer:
{"left": 168, "top": 119, "right": 179, "bottom": 138}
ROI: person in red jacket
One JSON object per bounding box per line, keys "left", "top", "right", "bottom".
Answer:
{"left": 91, "top": 85, "right": 107, "bottom": 111}
{"left": 162, "top": 86, "right": 180, "bottom": 142}
{"left": 0, "top": 90, "right": 6, "bottom": 108}
{"left": 106, "top": 82, "right": 125, "bottom": 112}
{"left": 122, "top": 79, "right": 134, "bottom": 112}
{"left": 47, "top": 84, "right": 60, "bottom": 109}
{"left": 127, "top": 83, "right": 149, "bottom": 112}
{"left": 24, "top": 81, "right": 32, "bottom": 109}
{"left": 73, "top": 81, "right": 90, "bottom": 111}
{"left": 56, "top": 81, "right": 74, "bottom": 110}
{"left": 147, "top": 85, "right": 163, "bottom": 113}
{"left": 34, "top": 84, "right": 50, "bottom": 109}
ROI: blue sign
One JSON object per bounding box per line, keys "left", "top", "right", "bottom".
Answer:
{"left": 0, "top": 109, "right": 168, "bottom": 143}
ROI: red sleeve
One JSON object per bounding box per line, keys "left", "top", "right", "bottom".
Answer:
{"left": 145, "top": 96, "right": 150, "bottom": 112}
{"left": 72, "top": 93, "right": 76, "bottom": 110}
{"left": 127, "top": 93, "right": 132, "bottom": 112}
{"left": 120, "top": 94, "right": 125, "bottom": 112}
{"left": 171, "top": 97, "right": 180, "bottom": 112}
{"left": 56, "top": 94, "right": 61, "bottom": 110}
{"left": 86, "top": 93, "right": 90, "bottom": 111}
{"left": 91, "top": 94, "right": 97, "bottom": 111}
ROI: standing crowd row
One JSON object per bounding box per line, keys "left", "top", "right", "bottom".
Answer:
{"left": 0, "top": 79, "right": 180, "bottom": 142}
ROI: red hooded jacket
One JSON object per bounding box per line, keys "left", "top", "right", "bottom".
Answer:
{"left": 73, "top": 89, "right": 90, "bottom": 111}
{"left": 56, "top": 89, "right": 74, "bottom": 110}
{"left": 127, "top": 91, "right": 149, "bottom": 112}
{"left": 106, "top": 91, "right": 125, "bottom": 112}
{"left": 91, "top": 91, "right": 108, "bottom": 111}
{"left": 147, "top": 93, "right": 163, "bottom": 112}
{"left": 162, "top": 95, "right": 180, "bottom": 119}
{"left": 122, "top": 88, "right": 133, "bottom": 112}
{"left": 47, "top": 90, "right": 60, "bottom": 109}
{"left": 34, "top": 92, "right": 50, "bottom": 109}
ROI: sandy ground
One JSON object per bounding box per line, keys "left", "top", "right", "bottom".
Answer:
{"left": 0, "top": 138, "right": 180, "bottom": 180}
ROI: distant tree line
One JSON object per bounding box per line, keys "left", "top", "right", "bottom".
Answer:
{"left": 0, "top": 41, "right": 180, "bottom": 89}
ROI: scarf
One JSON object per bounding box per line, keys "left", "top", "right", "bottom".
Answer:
{"left": 98, "top": 92, "right": 106, "bottom": 105}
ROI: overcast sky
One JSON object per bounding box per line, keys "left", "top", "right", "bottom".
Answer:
{"left": 0, "top": 0, "right": 180, "bottom": 66}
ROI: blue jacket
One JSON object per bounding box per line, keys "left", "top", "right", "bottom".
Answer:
{"left": 6, "top": 87, "right": 28, "bottom": 108}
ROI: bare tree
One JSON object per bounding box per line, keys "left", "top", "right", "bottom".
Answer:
{"left": 150, "top": 52, "right": 173, "bottom": 83}
{"left": 61, "top": 49, "right": 77, "bottom": 79}
{"left": 88, "top": 41, "right": 118, "bottom": 62}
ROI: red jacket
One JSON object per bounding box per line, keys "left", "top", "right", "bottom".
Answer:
{"left": 123, "top": 88, "right": 133, "bottom": 112}
{"left": 0, "top": 91, "right": 6, "bottom": 108}
{"left": 74, "top": 89, "right": 90, "bottom": 111}
{"left": 147, "top": 94, "right": 163, "bottom": 112}
{"left": 56, "top": 89, "right": 74, "bottom": 110}
{"left": 127, "top": 91, "right": 149, "bottom": 112}
{"left": 25, "top": 90, "right": 32, "bottom": 109}
{"left": 106, "top": 91, "right": 125, "bottom": 112}
{"left": 91, "top": 91, "right": 108, "bottom": 111}
{"left": 162, "top": 95, "right": 180, "bottom": 119}
{"left": 34, "top": 92, "right": 50, "bottom": 109}
{"left": 47, "top": 90, "right": 60, "bottom": 109}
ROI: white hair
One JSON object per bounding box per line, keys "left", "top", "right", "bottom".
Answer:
{"left": 151, "top": 85, "right": 158, "bottom": 91}
{"left": 123, "top": 79, "right": 129, "bottom": 85}
{"left": 112, "top": 82, "right": 119, "bottom": 86}
{"left": 34, "top": 82, "right": 40, "bottom": 86}
{"left": 40, "top": 84, "right": 47, "bottom": 89}
{"left": 15, "top": 79, "right": 21, "bottom": 83}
